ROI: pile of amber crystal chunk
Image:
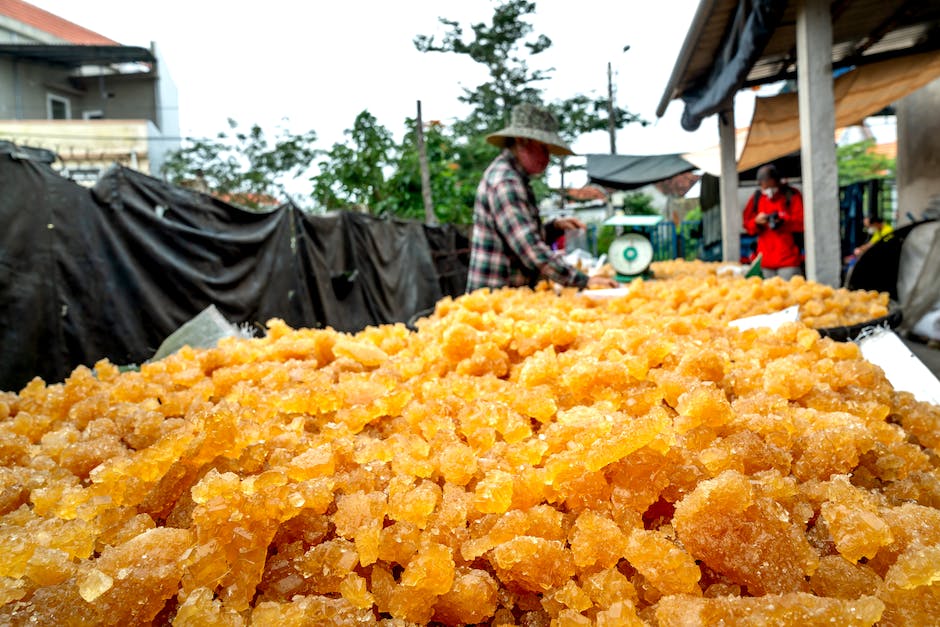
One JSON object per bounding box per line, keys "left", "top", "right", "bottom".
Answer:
{"left": 649, "top": 259, "right": 726, "bottom": 281}
{"left": 636, "top": 267, "right": 889, "bottom": 329}
{"left": 0, "top": 279, "right": 936, "bottom": 625}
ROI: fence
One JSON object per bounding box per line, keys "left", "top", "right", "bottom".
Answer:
{"left": 650, "top": 221, "right": 678, "bottom": 260}
{"left": 596, "top": 219, "right": 708, "bottom": 262}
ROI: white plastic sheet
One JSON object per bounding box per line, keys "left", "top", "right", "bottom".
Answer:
{"left": 857, "top": 327, "right": 940, "bottom": 406}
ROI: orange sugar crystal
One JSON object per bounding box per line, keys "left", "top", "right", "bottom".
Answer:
{"left": 0, "top": 276, "right": 935, "bottom": 625}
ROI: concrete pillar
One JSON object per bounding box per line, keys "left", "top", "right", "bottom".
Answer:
{"left": 718, "top": 106, "right": 741, "bottom": 263}
{"left": 897, "top": 76, "right": 940, "bottom": 225}
{"left": 796, "top": 0, "right": 841, "bottom": 286}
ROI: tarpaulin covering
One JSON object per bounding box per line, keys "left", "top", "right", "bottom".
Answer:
{"left": 586, "top": 153, "right": 696, "bottom": 191}
{"left": 846, "top": 219, "right": 940, "bottom": 340}
{"left": 679, "top": 0, "right": 787, "bottom": 131}
{"left": 0, "top": 144, "right": 469, "bottom": 392}
{"left": 896, "top": 220, "right": 940, "bottom": 336}
{"left": 738, "top": 51, "right": 940, "bottom": 172}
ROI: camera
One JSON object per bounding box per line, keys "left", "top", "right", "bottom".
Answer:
{"left": 768, "top": 212, "right": 782, "bottom": 230}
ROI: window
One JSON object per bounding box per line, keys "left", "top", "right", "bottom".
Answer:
{"left": 83, "top": 110, "right": 104, "bottom": 120}
{"left": 47, "top": 94, "right": 71, "bottom": 120}
{"left": 66, "top": 167, "right": 102, "bottom": 184}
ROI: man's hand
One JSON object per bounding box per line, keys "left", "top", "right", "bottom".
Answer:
{"left": 755, "top": 212, "right": 770, "bottom": 225}
{"left": 586, "top": 275, "right": 619, "bottom": 289}
{"left": 552, "top": 217, "right": 586, "bottom": 231}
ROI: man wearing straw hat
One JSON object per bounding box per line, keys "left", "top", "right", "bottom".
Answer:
{"left": 466, "top": 102, "right": 618, "bottom": 292}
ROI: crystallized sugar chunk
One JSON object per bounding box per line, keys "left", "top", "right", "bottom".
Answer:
{"left": 0, "top": 271, "right": 934, "bottom": 625}
{"left": 655, "top": 591, "right": 885, "bottom": 626}
{"left": 674, "top": 470, "right": 819, "bottom": 595}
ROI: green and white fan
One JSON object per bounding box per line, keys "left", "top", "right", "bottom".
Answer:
{"left": 608, "top": 232, "right": 654, "bottom": 277}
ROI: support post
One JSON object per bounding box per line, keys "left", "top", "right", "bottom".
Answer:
{"left": 607, "top": 62, "right": 617, "bottom": 154}
{"left": 897, "top": 77, "right": 940, "bottom": 225}
{"left": 415, "top": 100, "right": 436, "bottom": 225}
{"left": 718, "top": 106, "right": 740, "bottom": 263}
{"left": 797, "top": 0, "right": 840, "bottom": 286}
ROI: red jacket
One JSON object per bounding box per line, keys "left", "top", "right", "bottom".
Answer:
{"left": 742, "top": 186, "right": 805, "bottom": 269}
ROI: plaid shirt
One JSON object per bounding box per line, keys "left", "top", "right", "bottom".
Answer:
{"left": 467, "top": 150, "right": 588, "bottom": 291}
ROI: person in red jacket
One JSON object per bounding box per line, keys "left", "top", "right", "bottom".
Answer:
{"left": 742, "top": 164, "right": 805, "bottom": 279}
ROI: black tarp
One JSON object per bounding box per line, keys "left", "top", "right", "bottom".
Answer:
{"left": 680, "top": 0, "right": 788, "bottom": 131}
{"left": 0, "top": 143, "right": 469, "bottom": 391}
{"left": 845, "top": 220, "right": 936, "bottom": 301}
{"left": 586, "top": 153, "right": 696, "bottom": 191}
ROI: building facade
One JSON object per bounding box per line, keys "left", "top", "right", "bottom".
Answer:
{"left": 0, "top": 0, "right": 179, "bottom": 181}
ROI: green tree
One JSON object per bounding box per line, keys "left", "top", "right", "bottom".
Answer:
{"left": 684, "top": 205, "right": 702, "bottom": 222}
{"left": 414, "top": 0, "right": 646, "bottom": 208}
{"left": 837, "top": 139, "right": 895, "bottom": 187}
{"left": 622, "top": 191, "right": 656, "bottom": 215}
{"left": 549, "top": 91, "right": 646, "bottom": 142}
{"left": 381, "top": 119, "right": 478, "bottom": 223}
{"left": 415, "top": 0, "right": 552, "bottom": 135}
{"left": 311, "top": 111, "right": 395, "bottom": 212}
{"left": 160, "top": 119, "right": 318, "bottom": 211}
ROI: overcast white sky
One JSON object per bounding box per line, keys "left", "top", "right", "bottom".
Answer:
{"left": 29, "top": 0, "right": 760, "bottom": 188}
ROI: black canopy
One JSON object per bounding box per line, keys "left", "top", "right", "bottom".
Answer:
{"left": 586, "top": 153, "right": 696, "bottom": 191}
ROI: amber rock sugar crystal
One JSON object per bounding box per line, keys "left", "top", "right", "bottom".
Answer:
{"left": 0, "top": 273, "right": 936, "bottom": 625}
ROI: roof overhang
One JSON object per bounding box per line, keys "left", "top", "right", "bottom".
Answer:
{"left": 0, "top": 44, "right": 155, "bottom": 67}
{"left": 657, "top": 0, "right": 940, "bottom": 130}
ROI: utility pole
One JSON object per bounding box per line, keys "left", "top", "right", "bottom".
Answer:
{"left": 607, "top": 46, "right": 630, "bottom": 155}
{"left": 607, "top": 62, "right": 616, "bottom": 154}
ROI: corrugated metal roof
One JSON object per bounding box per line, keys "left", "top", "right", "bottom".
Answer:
{"left": 0, "top": 0, "right": 117, "bottom": 45}
{"left": 658, "top": 0, "right": 940, "bottom": 117}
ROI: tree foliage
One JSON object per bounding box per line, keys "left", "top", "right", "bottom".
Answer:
{"left": 837, "top": 139, "right": 895, "bottom": 187}
{"left": 415, "top": 0, "right": 552, "bottom": 134}
{"left": 414, "top": 0, "right": 646, "bottom": 138}
{"left": 311, "top": 111, "right": 394, "bottom": 212}
{"left": 160, "top": 1, "right": 647, "bottom": 222}
{"left": 621, "top": 191, "right": 657, "bottom": 215}
{"left": 160, "top": 119, "right": 318, "bottom": 210}
{"left": 380, "top": 120, "right": 480, "bottom": 224}
{"left": 414, "top": 0, "right": 645, "bottom": 210}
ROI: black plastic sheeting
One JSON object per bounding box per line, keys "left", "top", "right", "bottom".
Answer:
{"left": 845, "top": 221, "right": 926, "bottom": 300}
{"left": 680, "top": 0, "right": 787, "bottom": 131}
{"left": 586, "top": 153, "right": 696, "bottom": 191}
{"left": 0, "top": 145, "right": 469, "bottom": 392}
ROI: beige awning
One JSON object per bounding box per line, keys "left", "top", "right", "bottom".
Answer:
{"left": 738, "top": 50, "right": 940, "bottom": 172}
{"left": 681, "top": 128, "right": 750, "bottom": 177}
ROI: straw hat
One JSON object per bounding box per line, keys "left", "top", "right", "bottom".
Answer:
{"left": 486, "top": 103, "right": 575, "bottom": 156}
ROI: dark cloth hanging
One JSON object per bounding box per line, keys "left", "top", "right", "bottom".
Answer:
{"left": 679, "top": 0, "right": 788, "bottom": 132}
{"left": 0, "top": 143, "right": 469, "bottom": 391}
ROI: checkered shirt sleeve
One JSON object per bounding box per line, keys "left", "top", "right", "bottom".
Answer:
{"left": 467, "top": 151, "right": 587, "bottom": 291}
